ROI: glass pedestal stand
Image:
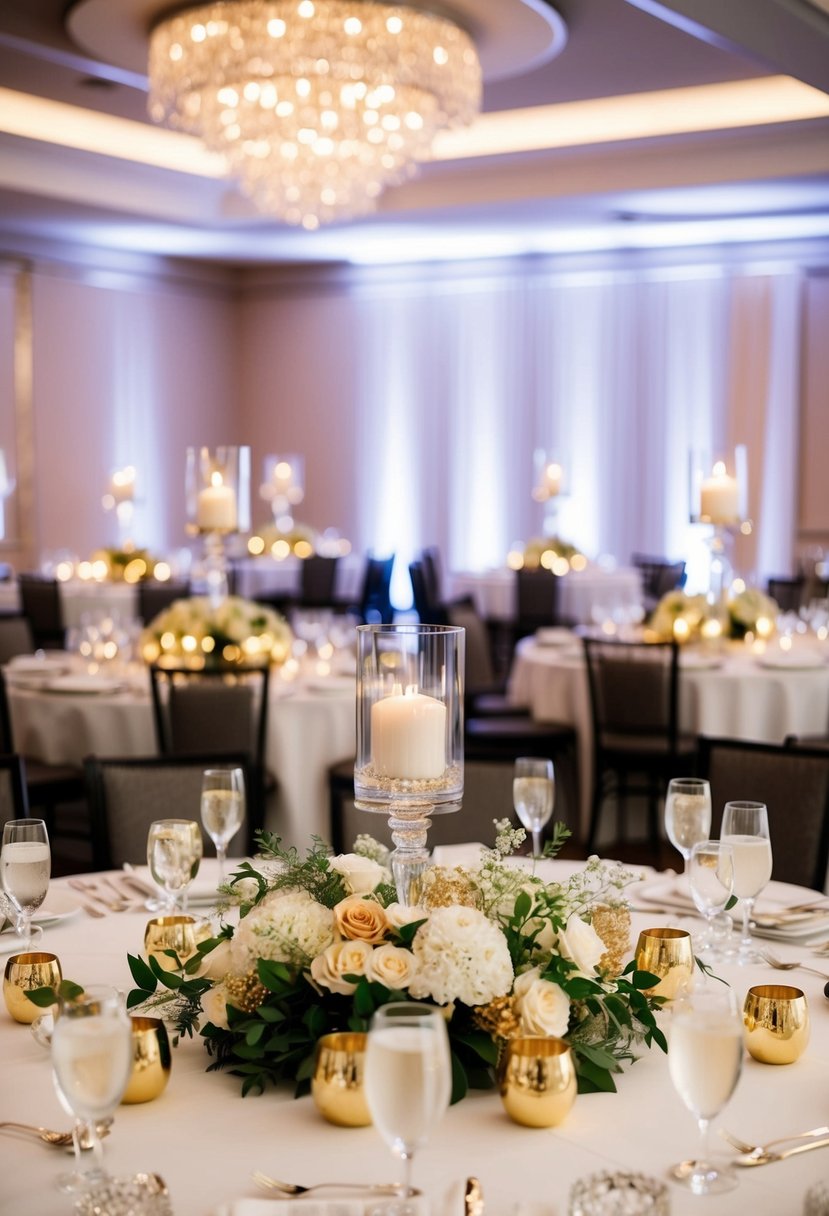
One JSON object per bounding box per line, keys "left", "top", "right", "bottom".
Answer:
{"left": 703, "top": 525, "right": 737, "bottom": 621}
{"left": 201, "top": 529, "right": 232, "bottom": 610}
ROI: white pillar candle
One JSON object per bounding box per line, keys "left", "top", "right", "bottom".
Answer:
{"left": 371, "top": 687, "right": 447, "bottom": 780}
{"left": 197, "top": 473, "right": 237, "bottom": 531}
{"left": 699, "top": 464, "right": 740, "bottom": 524}
{"left": 110, "top": 467, "right": 136, "bottom": 504}
{"left": 544, "top": 462, "right": 562, "bottom": 497}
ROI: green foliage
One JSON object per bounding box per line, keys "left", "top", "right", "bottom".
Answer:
{"left": 24, "top": 978, "right": 84, "bottom": 1008}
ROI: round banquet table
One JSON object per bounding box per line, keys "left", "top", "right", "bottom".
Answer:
{"left": 6, "top": 666, "right": 355, "bottom": 851}
{"left": 446, "top": 567, "right": 643, "bottom": 626}
{"left": 1, "top": 858, "right": 828, "bottom": 1216}
{"left": 508, "top": 635, "right": 829, "bottom": 841}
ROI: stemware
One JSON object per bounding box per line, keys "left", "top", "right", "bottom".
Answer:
{"left": 363, "top": 1003, "right": 452, "bottom": 1214}
{"left": 720, "top": 800, "right": 772, "bottom": 965}
{"left": 688, "top": 840, "right": 734, "bottom": 958}
{"left": 200, "top": 767, "right": 245, "bottom": 887}
{"left": 668, "top": 986, "right": 744, "bottom": 1195}
{"left": 0, "top": 818, "right": 50, "bottom": 949}
{"left": 664, "top": 778, "right": 711, "bottom": 877}
{"left": 146, "top": 820, "right": 203, "bottom": 913}
{"left": 513, "top": 756, "right": 555, "bottom": 859}
{"left": 51, "top": 985, "right": 133, "bottom": 1192}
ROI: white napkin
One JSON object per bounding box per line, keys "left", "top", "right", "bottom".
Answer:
{"left": 122, "top": 865, "right": 224, "bottom": 907}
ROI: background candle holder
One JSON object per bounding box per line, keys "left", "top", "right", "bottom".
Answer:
{"left": 531, "top": 446, "right": 568, "bottom": 538}
{"left": 689, "top": 445, "right": 749, "bottom": 611}
{"left": 185, "top": 446, "right": 250, "bottom": 608}
{"left": 260, "top": 453, "right": 304, "bottom": 533}
{"left": 354, "top": 624, "right": 464, "bottom": 906}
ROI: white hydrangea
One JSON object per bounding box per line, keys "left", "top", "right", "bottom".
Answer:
{"left": 408, "top": 905, "right": 513, "bottom": 1007}
{"left": 230, "top": 889, "right": 336, "bottom": 972}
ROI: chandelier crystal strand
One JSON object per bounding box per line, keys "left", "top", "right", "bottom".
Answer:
{"left": 148, "top": 0, "right": 481, "bottom": 228}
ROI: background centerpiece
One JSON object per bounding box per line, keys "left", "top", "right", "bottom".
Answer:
{"left": 186, "top": 445, "right": 250, "bottom": 609}
{"left": 140, "top": 596, "right": 292, "bottom": 668}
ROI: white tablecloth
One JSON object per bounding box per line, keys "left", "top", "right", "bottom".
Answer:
{"left": 508, "top": 636, "right": 829, "bottom": 837}
{"left": 447, "top": 568, "right": 643, "bottom": 625}
{"left": 0, "top": 581, "right": 139, "bottom": 628}
{"left": 6, "top": 669, "right": 355, "bottom": 851}
{"left": 1, "top": 862, "right": 827, "bottom": 1216}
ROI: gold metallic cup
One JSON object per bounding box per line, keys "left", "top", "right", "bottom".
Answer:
{"left": 3, "top": 952, "right": 62, "bottom": 1024}
{"left": 122, "top": 1016, "right": 172, "bottom": 1103}
{"left": 743, "top": 984, "right": 810, "bottom": 1065}
{"left": 311, "top": 1032, "right": 372, "bottom": 1127}
{"left": 498, "top": 1036, "right": 577, "bottom": 1128}
{"left": 144, "top": 916, "right": 212, "bottom": 971}
{"left": 634, "top": 927, "right": 694, "bottom": 1001}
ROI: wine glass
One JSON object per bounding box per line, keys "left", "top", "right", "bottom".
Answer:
{"left": 200, "top": 767, "right": 245, "bottom": 887}
{"left": 720, "top": 800, "right": 772, "bottom": 965}
{"left": 664, "top": 778, "right": 712, "bottom": 877}
{"left": 513, "top": 757, "right": 555, "bottom": 859}
{"left": 147, "top": 819, "right": 203, "bottom": 913}
{"left": 688, "top": 840, "right": 734, "bottom": 958}
{"left": 1, "top": 818, "right": 50, "bottom": 949}
{"left": 364, "top": 1003, "right": 452, "bottom": 1213}
{"left": 668, "top": 986, "right": 744, "bottom": 1195}
{"left": 51, "top": 985, "right": 133, "bottom": 1193}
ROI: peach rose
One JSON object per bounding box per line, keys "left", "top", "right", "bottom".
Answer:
{"left": 334, "top": 895, "right": 389, "bottom": 944}
{"left": 365, "top": 943, "right": 418, "bottom": 990}
{"left": 310, "top": 939, "right": 374, "bottom": 995}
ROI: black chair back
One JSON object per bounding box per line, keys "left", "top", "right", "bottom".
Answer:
{"left": 359, "top": 555, "right": 394, "bottom": 624}
{"left": 300, "top": 556, "right": 339, "bottom": 608}
{"left": 0, "top": 616, "right": 34, "bottom": 664}
{"left": 632, "top": 554, "right": 687, "bottom": 610}
{"left": 18, "top": 575, "right": 64, "bottom": 650}
{"left": 515, "top": 568, "right": 562, "bottom": 633}
{"left": 0, "top": 753, "right": 29, "bottom": 826}
{"left": 409, "top": 560, "right": 447, "bottom": 624}
{"left": 138, "top": 581, "right": 191, "bottom": 626}
{"left": 766, "top": 577, "right": 805, "bottom": 614}
{"left": 698, "top": 736, "right": 829, "bottom": 890}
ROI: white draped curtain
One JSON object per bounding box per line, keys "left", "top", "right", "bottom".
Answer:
{"left": 355, "top": 262, "right": 802, "bottom": 607}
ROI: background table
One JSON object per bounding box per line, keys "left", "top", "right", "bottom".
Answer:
{"left": 509, "top": 636, "right": 829, "bottom": 841}
{"left": 1, "top": 860, "right": 827, "bottom": 1216}
{"left": 447, "top": 567, "right": 643, "bottom": 625}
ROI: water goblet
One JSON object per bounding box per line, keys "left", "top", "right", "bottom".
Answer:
{"left": 720, "top": 800, "right": 772, "bottom": 965}
{"left": 364, "top": 1003, "right": 452, "bottom": 1214}
{"left": 688, "top": 840, "right": 734, "bottom": 959}
{"left": 51, "top": 985, "right": 133, "bottom": 1193}
{"left": 200, "top": 767, "right": 245, "bottom": 887}
{"left": 664, "top": 778, "right": 711, "bottom": 877}
{"left": 1, "top": 818, "right": 50, "bottom": 950}
{"left": 513, "top": 756, "right": 555, "bottom": 859}
{"left": 146, "top": 819, "right": 203, "bottom": 914}
{"left": 668, "top": 986, "right": 744, "bottom": 1195}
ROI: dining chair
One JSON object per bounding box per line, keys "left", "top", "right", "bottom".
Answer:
{"left": 299, "top": 555, "right": 339, "bottom": 608}
{"left": 631, "top": 554, "right": 687, "bottom": 612}
{"left": 698, "top": 736, "right": 829, "bottom": 891}
{"left": 149, "top": 662, "right": 271, "bottom": 836}
{"left": 18, "top": 574, "right": 65, "bottom": 650}
{"left": 514, "top": 568, "right": 567, "bottom": 637}
{"left": 582, "top": 636, "right": 696, "bottom": 856}
{"left": 409, "top": 559, "right": 447, "bottom": 624}
{"left": 0, "top": 615, "right": 35, "bottom": 664}
{"left": 766, "top": 576, "right": 805, "bottom": 614}
{"left": 138, "top": 580, "right": 191, "bottom": 626}
{"left": 0, "top": 753, "right": 30, "bottom": 827}
{"left": 445, "top": 600, "right": 525, "bottom": 718}
{"left": 84, "top": 754, "right": 253, "bottom": 869}
{"left": 347, "top": 554, "right": 394, "bottom": 625}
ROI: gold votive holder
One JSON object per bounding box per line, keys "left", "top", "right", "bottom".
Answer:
{"left": 498, "top": 1036, "right": 577, "bottom": 1128}
{"left": 634, "top": 927, "right": 694, "bottom": 1001}
{"left": 122, "top": 1016, "right": 172, "bottom": 1104}
{"left": 743, "top": 984, "right": 810, "bottom": 1065}
{"left": 311, "top": 1032, "right": 371, "bottom": 1127}
{"left": 144, "top": 916, "right": 211, "bottom": 971}
{"left": 3, "top": 952, "right": 62, "bottom": 1024}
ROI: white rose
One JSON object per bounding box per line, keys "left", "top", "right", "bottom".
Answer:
{"left": 365, "top": 943, "right": 418, "bottom": 990}
{"left": 201, "top": 983, "right": 230, "bottom": 1031}
{"left": 196, "top": 939, "right": 232, "bottom": 981}
{"left": 384, "top": 903, "right": 429, "bottom": 931}
{"left": 558, "top": 913, "right": 607, "bottom": 976}
{"left": 329, "top": 854, "right": 387, "bottom": 895}
{"left": 310, "top": 939, "right": 374, "bottom": 995}
{"left": 513, "top": 967, "right": 571, "bottom": 1038}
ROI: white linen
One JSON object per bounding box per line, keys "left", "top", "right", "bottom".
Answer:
{"left": 0, "top": 579, "right": 139, "bottom": 626}
{"left": 508, "top": 636, "right": 829, "bottom": 836}
{"left": 0, "top": 867, "right": 827, "bottom": 1216}
{"left": 446, "top": 567, "right": 643, "bottom": 625}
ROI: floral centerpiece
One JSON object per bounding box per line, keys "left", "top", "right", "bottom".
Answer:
{"left": 520, "top": 536, "right": 585, "bottom": 570}
{"left": 89, "top": 546, "right": 165, "bottom": 582}
{"left": 649, "top": 587, "right": 778, "bottom": 642}
{"left": 140, "top": 595, "right": 292, "bottom": 666}
{"left": 127, "top": 824, "right": 667, "bottom": 1102}
{"left": 248, "top": 522, "right": 318, "bottom": 560}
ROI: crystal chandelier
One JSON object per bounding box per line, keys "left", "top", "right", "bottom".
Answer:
{"left": 148, "top": 0, "right": 482, "bottom": 228}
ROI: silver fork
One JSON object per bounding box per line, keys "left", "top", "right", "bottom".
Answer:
{"left": 759, "top": 949, "right": 829, "bottom": 980}
{"left": 252, "top": 1171, "right": 405, "bottom": 1197}
{"left": 721, "top": 1125, "right": 829, "bottom": 1157}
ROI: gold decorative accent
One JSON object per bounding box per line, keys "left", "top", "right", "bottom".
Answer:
{"left": 471, "top": 994, "right": 521, "bottom": 1042}
{"left": 420, "top": 866, "right": 478, "bottom": 910}
{"left": 224, "top": 970, "right": 268, "bottom": 1013}
{"left": 592, "top": 905, "right": 631, "bottom": 978}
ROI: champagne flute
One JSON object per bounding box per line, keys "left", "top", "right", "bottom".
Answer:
{"left": 688, "top": 840, "right": 734, "bottom": 958}
{"left": 51, "top": 985, "right": 133, "bottom": 1193}
{"left": 668, "top": 986, "right": 743, "bottom": 1195}
{"left": 513, "top": 757, "right": 555, "bottom": 859}
{"left": 664, "top": 778, "right": 712, "bottom": 877}
{"left": 1, "top": 819, "right": 50, "bottom": 949}
{"left": 200, "top": 767, "right": 245, "bottom": 887}
{"left": 364, "top": 1003, "right": 452, "bottom": 1214}
{"left": 147, "top": 819, "right": 203, "bottom": 913}
{"left": 720, "top": 800, "right": 772, "bottom": 965}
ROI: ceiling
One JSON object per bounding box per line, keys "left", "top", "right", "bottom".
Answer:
{"left": 0, "top": 0, "right": 828, "bottom": 266}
